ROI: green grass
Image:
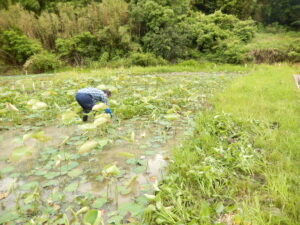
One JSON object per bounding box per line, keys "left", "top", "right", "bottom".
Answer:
{"left": 214, "top": 64, "right": 300, "bottom": 224}
{"left": 245, "top": 32, "right": 300, "bottom": 51}
{"left": 144, "top": 64, "right": 300, "bottom": 225}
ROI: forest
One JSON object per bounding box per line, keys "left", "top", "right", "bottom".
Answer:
{"left": 0, "top": 0, "right": 299, "bottom": 74}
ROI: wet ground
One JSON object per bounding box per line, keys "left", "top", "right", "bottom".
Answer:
{"left": 0, "top": 71, "right": 237, "bottom": 224}
{"left": 0, "top": 117, "right": 187, "bottom": 224}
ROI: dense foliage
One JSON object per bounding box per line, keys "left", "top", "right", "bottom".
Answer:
{"left": 0, "top": 0, "right": 299, "bottom": 73}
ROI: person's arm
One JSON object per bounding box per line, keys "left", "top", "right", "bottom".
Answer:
{"left": 94, "top": 90, "right": 112, "bottom": 116}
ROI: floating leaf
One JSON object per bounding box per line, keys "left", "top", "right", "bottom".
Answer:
{"left": 119, "top": 186, "right": 132, "bottom": 195}
{"left": 83, "top": 209, "right": 104, "bottom": 225}
{"left": 61, "top": 161, "right": 79, "bottom": 172}
{"left": 44, "top": 171, "right": 60, "bottom": 179}
{"left": 31, "top": 101, "right": 48, "bottom": 110}
{"left": 98, "top": 139, "right": 109, "bottom": 148}
{"left": 32, "top": 131, "right": 51, "bottom": 142}
{"left": 94, "top": 116, "right": 109, "bottom": 127}
{"left": 145, "top": 150, "right": 156, "bottom": 155}
{"left": 92, "top": 198, "right": 107, "bottom": 208}
{"left": 20, "top": 181, "right": 39, "bottom": 191}
{"left": 133, "top": 166, "right": 146, "bottom": 174}
{"left": 76, "top": 207, "right": 90, "bottom": 215}
{"left": 68, "top": 168, "right": 83, "bottom": 177}
{"left": 78, "top": 123, "right": 97, "bottom": 131}
{"left": 117, "top": 152, "right": 135, "bottom": 158}
{"left": 107, "top": 215, "right": 123, "bottom": 224}
{"left": 118, "top": 202, "right": 144, "bottom": 217}
{"left": 144, "top": 194, "right": 156, "bottom": 201}
{"left": 23, "top": 131, "right": 51, "bottom": 142}
{"left": 96, "top": 175, "right": 104, "bottom": 182}
{"left": 102, "top": 164, "right": 120, "bottom": 177}
{"left": 50, "top": 192, "right": 64, "bottom": 202}
{"left": 10, "top": 145, "right": 34, "bottom": 162}
{"left": 64, "top": 182, "right": 79, "bottom": 192}
{"left": 0, "top": 210, "right": 19, "bottom": 224}
{"left": 27, "top": 99, "right": 39, "bottom": 106}
{"left": 62, "top": 111, "right": 78, "bottom": 124}
{"left": 0, "top": 166, "right": 15, "bottom": 174}
{"left": 165, "top": 114, "right": 180, "bottom": 121}
{"left": 22, "top": 133, "right": 32, "bottom": 142}
{"left": 34, "top": 170, "right": 47, "bottom": 176}
{"left": 78, "top": 140, "right": 98, "bottom": 154}
{"left": 42, "top": 180, "right": 59, "bottom": 188}
{"left": 92, "top": 103, "right": 107, "bottom": 112}
{"left": 126, "top": 158, "right": 137, "bottom": 165}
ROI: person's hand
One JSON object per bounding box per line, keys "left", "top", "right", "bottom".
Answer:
{"left": 104, "top": 108, "right": 112, "bottom": 117}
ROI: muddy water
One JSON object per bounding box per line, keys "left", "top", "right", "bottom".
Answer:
{"left": 0, "top": 126, "right": 74, "bottom": 170}
{"left": 74, "top": 120, "right": 183, "bottom": 207}
{"left": 0, "top": 119, "right": 185, "bottom": 222}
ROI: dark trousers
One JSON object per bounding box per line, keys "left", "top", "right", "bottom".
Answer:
{"left": 75, "top": 93, "right": 94, "bottom": 121}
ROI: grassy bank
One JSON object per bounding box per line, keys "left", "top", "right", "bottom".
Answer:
{"left": 145, "top": 64, "right": 300, "bottom": 224}
{"left": 245, "top": 32, "right": 300, "bottom": 63}
{"left": 214, "top": 65, "right": 300, "bottom": 224}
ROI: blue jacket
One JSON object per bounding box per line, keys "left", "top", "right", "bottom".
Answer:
{"left": 77, "top": 87, "right": 108, "bottom": 105}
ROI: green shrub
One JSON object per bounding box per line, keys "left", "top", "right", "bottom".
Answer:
{"left": 99, "top": 52, "right": 110, "bottom": 65}
{"left": 264, "top": 22, "right": 289, "bottom": 33}
{"left": 25, "top": 52, "right": 62, "bottom": 73}
{"left": 189, "top": 12, "right": 256, "bottom": 50}
{"left": 249, "top": 49, "right": 287, "bottom": 64}
{"left": 288, "top": 39, "right": 300, "bottom": 62}
{"left": 212, "top": 39, "right": 248, "bottom": 64}
{"left": 128, "top": 52, "right": 167, "bottom": 66}
{"left": 56, "top": 32, "right": 100, "bottom": 65}
{"left": 0, "top": 30, "right": 41, "bottom": 65}
{"left": 178, "top": 59, "right": 201, "bottom": 67}
{"left": 104, "top": 58, "right": 130, "bottom": 68}
{"left": 142, "top": 26, "right": 191, "bottom": 60}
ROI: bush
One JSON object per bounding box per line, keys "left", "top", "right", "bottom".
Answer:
{"left": 212, "top": 39, "right": 248, "bottom": 64}
{"left": 24, "top": 52, "right": 61, "bottom": 73}
{"left": 0, "top": 30, "right": 41, "bottom": 65}
{"left": 178, "top": 59, "right": 201, "bottom": 67}
{"left": 264, "top": 22, "right": 289, "bottom": 33}
{"left": 288, "top": 39, "right": 300, "bottom": 62}
{"left": 56, "top": 32, "right": 100, "bottom": 65}
{"left": 128, "top": 52, "right": 167, "bottom": 66}
{"left": 249, "top": 49, "right": 287, "bottom": 64}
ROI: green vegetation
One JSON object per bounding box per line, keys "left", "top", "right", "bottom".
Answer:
{"left": 144, "top": 64, "right": 300, "bottom": 224}
{"left": 214, "top": 65, "right": 300, "bottom": 223}
{"left": 0, "top": 0, "right": 299, "bottom": 224}
{"left": 0, "top": 0, "right": 299, "bottom": 74}
{"left": 245, "top": 32, "right": 300, "bottom": 63}
{"left": 0, "top": 62, "right": 299, "bottom": 224}
{"left": 0, "top": 64, "right": 240, "bottom": 224}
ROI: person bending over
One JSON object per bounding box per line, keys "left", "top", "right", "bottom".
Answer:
{"left": 75, "top": 87, "right": 112, "bottom": 122}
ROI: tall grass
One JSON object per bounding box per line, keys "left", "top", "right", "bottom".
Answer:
{"left": 143, "top": 64, "right": 300, "bottom": 224}
{"left": 0, "top": 0, "right": 128, "bottom": 49}
{"left": 214, "top": 64, "right": 300, "bottom": 224}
